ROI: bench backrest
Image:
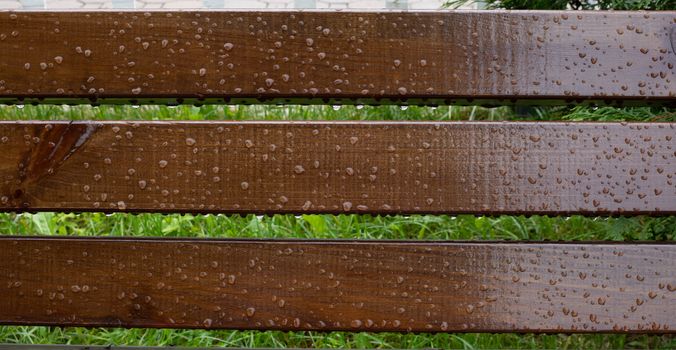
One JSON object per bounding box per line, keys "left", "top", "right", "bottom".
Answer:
{"left": 0, "top": 9, "right": 674, "bottom": 335}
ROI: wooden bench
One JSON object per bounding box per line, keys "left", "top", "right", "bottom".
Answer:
{"left": 0, "top": 9, "right": 674, "bottom": 339}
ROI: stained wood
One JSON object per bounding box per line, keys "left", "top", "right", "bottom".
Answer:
{"left": 0, "top": 121, "right": 674, "bottom": 215}
{"left": 0, "top": 11, "right": 674, "bottom": 105}
{"left": 1, "top": 237, "right": 674, "bottom": 333}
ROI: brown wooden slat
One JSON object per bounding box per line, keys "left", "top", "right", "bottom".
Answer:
{"left": 0, "top": 121, "right": 674, "bottom": 215}
{"left": 0, "top": 11, "right": 674, "bottom": 105}
{"left": 1, "top": 237, "right": 674, "bottom": 333}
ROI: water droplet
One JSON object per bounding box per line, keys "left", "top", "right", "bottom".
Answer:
{"left": 246, "top": 307, "right": 256, "bottom": 317}
{"left": 466, "top": 304, "right": 475, "bottom": 314}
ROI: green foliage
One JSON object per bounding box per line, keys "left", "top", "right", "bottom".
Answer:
{"left": 445, "top": 0, "right": 674, "bottom": 10}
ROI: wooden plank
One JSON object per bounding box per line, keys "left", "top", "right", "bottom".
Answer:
{"left": 0, "top": 10, "right": 674, "bottom": 106}
{"left": 0, "top": 121, "right": 674, "bottom": 215}
{"left": 0, "top": 237, "right": 674, "bottom": 333}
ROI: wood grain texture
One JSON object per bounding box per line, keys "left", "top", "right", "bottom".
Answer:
{"left": 0, "top": 237, "right": 674, "bottom": 333}
{"left": 0, "top": 121, "right": 674, "bottom": 215}
{"left": 0, "top": 10, "right": 674, "bottom": 105}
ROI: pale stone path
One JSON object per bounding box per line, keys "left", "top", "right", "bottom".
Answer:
{"left": 0, "top": 0, "right": 22, "bottom": 8}
{"left": 1, "top": 0, "right": 475, "bottom": 10}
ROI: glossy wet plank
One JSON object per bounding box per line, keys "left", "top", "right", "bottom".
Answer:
{"left": 0, "top": 237, "right": 674, "bottom": 333}
{"left": 0, "top": 11, "right": 674, "bottom": 105}
{"left": 0, "top": 121, "right": 674, "bottom": 215}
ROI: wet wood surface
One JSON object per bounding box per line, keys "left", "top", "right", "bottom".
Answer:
{"left": 0, "top": 237, "right": 674, "bottom": 333}
{"left": 0, "top": 121, "right": 674, "bottom": 215}
{"left": 0, "top": 11, "right": 674, "bottom": 105}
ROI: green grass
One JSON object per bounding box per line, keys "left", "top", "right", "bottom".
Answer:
{"left": 0, "top": 103, "right": 674, "bottom": 348}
